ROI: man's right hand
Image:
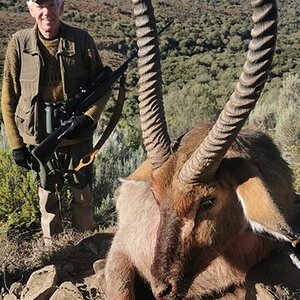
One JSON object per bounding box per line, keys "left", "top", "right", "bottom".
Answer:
{"left": 12, "top": 147, "right": 32, "bottom": 170}
{"left": 63, "top": 115, "right": 94, "bottom": 140}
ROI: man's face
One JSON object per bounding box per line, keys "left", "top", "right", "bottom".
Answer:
{"left": 29, "top": 0, "right": 63, "bottom": 39}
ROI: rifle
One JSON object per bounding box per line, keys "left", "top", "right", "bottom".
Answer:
{"left": 31, "top": 20, "right": 173, "bottom": 167}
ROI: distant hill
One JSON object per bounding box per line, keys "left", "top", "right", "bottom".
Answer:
{"left": 1, "top": 0, "right": 299, "bottom": 71}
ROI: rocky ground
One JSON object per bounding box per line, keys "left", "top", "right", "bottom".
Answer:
{"left": 1, "top": 232, "right": 114, "bottom": 300}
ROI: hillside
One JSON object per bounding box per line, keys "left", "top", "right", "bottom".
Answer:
{"left": 1, "top": 1, "right": 299, "bottom": 73}
{"left": 1, "top": 0, "right": 299, "bottom": 139}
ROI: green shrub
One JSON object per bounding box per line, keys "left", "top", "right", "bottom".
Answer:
{"left": 275, "top": 106, "right": 300, "bottom": 150}
{"left": 288, "top": 144, "right": 300, "bottom": 192}
{"left": 250, "top": 73, "right": 300, "bottom": 192}
{"left": 164, "top": 80, "right": 220, "bottom": 139}
{"left": 0, "top": 149, "right": 39, "bottom": 230}
{"left": 249, "top": 88, "right": 278, "bottom": 132}
{"left": 93, "top": 132, "right": 145, "bottom": 227}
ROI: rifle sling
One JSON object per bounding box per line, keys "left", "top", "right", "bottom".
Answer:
{"left": 73, "top": 75, "right": 126, "bottom": 173}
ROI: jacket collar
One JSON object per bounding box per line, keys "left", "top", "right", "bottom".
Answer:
{"left": 57, "top": 22, "right": 75, "bottom": 56}
{"left": 23, "top": 22, "right": 75, "bottom": 56}
{"left": 23, "top": 24, "right": 40, "bottom": 55}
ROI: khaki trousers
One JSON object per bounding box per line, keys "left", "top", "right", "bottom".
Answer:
{"left": 70, "top": 184, "right": 94, "bottom": 232}
{"left": 34, "top": 140, "right": 94, "bottom": 245}
{"left": 39, "top": 184, "right": 94, "bottom": 245}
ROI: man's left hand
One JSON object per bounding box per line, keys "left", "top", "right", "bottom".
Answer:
{"left": 12, "top": 147, "right": 32, "bottom": 170}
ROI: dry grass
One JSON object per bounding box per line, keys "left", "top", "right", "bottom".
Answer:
{"left": 0, "top": 225, "right": 115, "bottom": 297}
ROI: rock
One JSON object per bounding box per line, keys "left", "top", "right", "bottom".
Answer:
{"left": 3, "top": 294, "right": 17, "bottom": 300}
{"left": 3, "top": 232, "right": 113, "bottom": 300}
{"left": 10, "top": 282, "right": 23, "bottom": 298}
{"left": 83, "top": 274, "right": 105, "bottom": 299}
{"left": 93, "top": 259, "right": 106, "bottom": 280}
{"left": 21, "top": 265, "right": 58, "bottom": 300}
{"left": 49, "top": 281, "right": 84, "bottom": 300}
{"left": 93, "top": 259, "right": 106, "bottom": 294}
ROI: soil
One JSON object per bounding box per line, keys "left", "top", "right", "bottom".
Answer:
{"left": 1, "top": 232, "right": 115, "bottom": 300}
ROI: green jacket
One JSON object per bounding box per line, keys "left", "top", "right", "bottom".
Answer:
{"left": 2, "top": 22, "right": 109, "bottom": 148}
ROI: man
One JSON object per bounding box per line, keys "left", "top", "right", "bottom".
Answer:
{"left": 1, "top": 0, "right": 110, "bottom": 245}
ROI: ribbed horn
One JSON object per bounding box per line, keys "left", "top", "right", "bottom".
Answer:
{"left": 132, "top": 0, "right": 171, "bottom": 170}
{"left": 178, "top": 0, "right": 278, "bottom": 184}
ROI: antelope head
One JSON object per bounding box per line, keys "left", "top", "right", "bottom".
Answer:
{"left": 131, "top": 0, "right": 299, "bottom": 298}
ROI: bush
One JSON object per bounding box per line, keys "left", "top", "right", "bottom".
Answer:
{"left": 275, "top": 74, "right": 300, "bottom": 149}
{"left": 250, "top": 73, "right": 300, "bottom": 192}
{"left": 164, "top": 80, "right": 220, "bottom": 139}
{"left": 275, "top": 106, "right": 300, "bottom": 149}
{"left": 93, "top": 131, "right": 145, "bottom": 227}
{"left": 0, "top": 149, "right": 39, "bottom": 230}
{"left": 288, "top": 144, "right": 300, "bottom": 192}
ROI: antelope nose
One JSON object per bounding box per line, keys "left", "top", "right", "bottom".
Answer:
{"left": 153, "top": 282, "right": 172, "bottom": 299}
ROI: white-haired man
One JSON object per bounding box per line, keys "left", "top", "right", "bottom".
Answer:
{"left": 1, "top": 0, "right": 110, "bottom": 245}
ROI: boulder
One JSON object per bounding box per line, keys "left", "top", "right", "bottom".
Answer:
{"left": 49, "top": 281, "right": 84, "bottom": 300}
{"left": 21, "top": 265, "right": 58, "bottom": 300}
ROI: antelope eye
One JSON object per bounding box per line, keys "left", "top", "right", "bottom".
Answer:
{"left": 200, "top": 197, "right": 216, "bottom": 211}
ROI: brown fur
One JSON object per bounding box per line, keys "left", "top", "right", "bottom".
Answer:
{"left": 96, "top": 123, "right": 299, "bottom": 299}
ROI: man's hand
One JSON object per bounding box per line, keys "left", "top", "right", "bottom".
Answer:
{"left": 12, "top": 147, "right": 32, "bottom": 170}
{"left": 63, "top": 115, "right": 94, "bottom": 140}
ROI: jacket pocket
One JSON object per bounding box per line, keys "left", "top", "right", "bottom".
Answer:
{"left": 15, "top": 97, "right": 36, "bottom": 137}
{"left": 20, "top": 52, "right": 39, "bottom": 81}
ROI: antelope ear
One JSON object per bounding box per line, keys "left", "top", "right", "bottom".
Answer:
{"left": 236, "top": 175, "right": 293, "bottom": 242}
{"left": 220, "top": 158, "right": 298, "bottom": 244}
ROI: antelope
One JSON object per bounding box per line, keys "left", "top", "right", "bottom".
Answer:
{"left": 95, "top": 0, "right": 300, "bottom": 299}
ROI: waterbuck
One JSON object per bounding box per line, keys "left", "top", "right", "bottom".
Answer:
{"left": 95, "top": 0, "right": 300, "bottom": 298}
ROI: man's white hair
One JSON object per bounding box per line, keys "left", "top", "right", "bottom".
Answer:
{"left": 26, "top": 0, "right": 64, "bottom": 8}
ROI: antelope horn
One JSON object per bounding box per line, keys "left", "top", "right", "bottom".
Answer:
{"left": 132, "top": 0, "right": 171, "bottom": 170}
{"left": 178, "top": 0, "right": 278, "bottom": 184}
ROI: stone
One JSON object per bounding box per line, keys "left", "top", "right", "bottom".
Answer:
{"left": 21, "top": 265, "right": 58, "bottom": 300}
{"left": 3, "top": 294, "right": 17, "bottom": 300}
{"left": 49, "top": 281, "right": 84, "bottom": 300}
{"left": 10, "top": 282, "right": 23, "bottom": 298}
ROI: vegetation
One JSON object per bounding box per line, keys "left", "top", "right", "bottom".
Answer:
{"left": 250, "top": 74, "right": 300, "bottom": 191}
{"left": 0, "top": 148, "right": 39, "bottom": 230}
{"left": 0, "top": 0, "right": 299, "bottom": 235}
